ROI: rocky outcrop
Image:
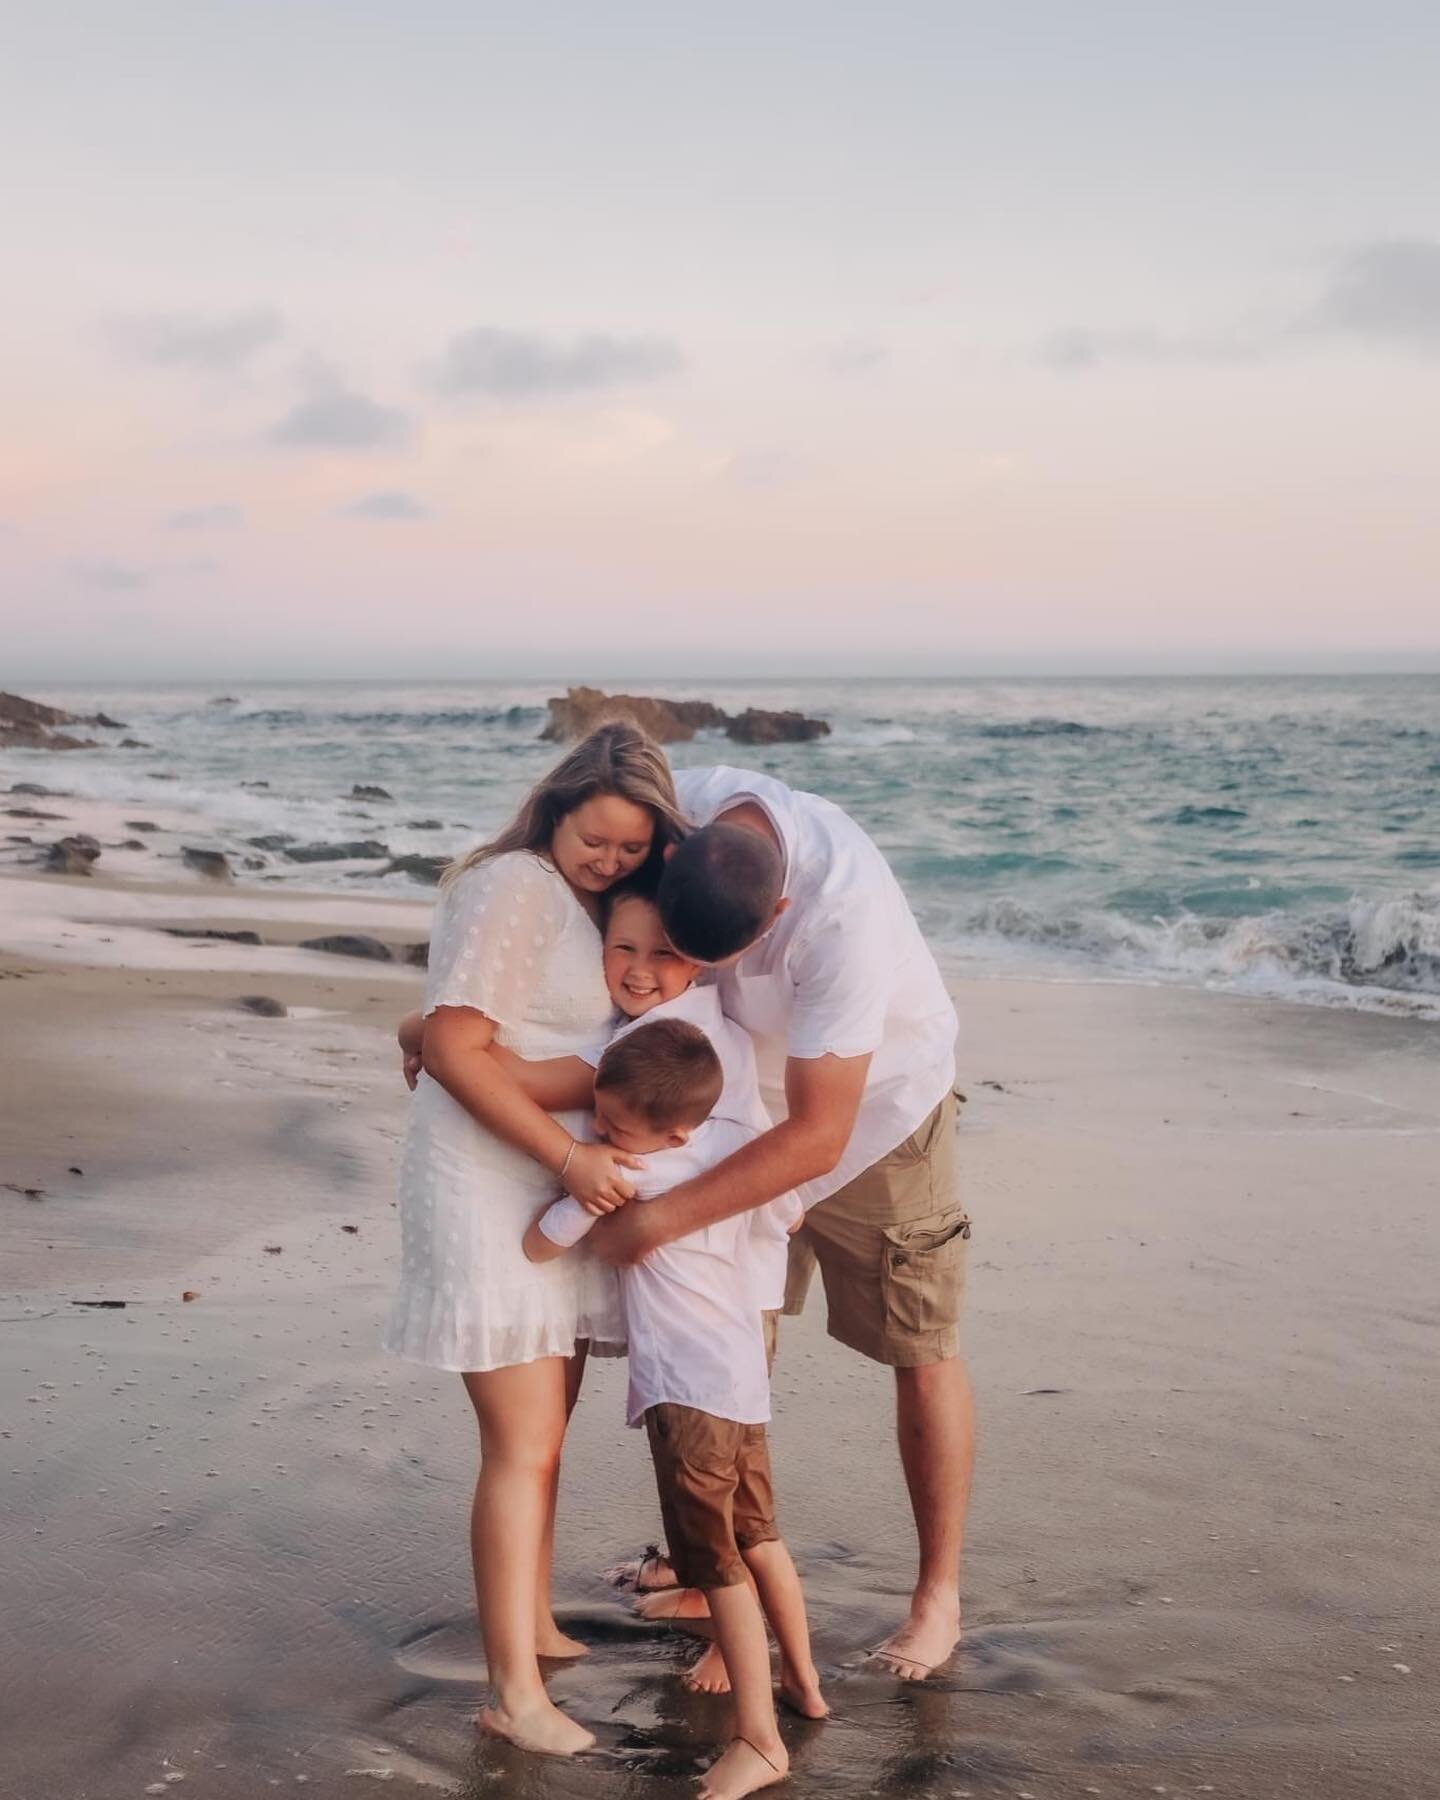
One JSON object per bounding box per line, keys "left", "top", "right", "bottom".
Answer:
{"left": 0, "top": 691, "right": 127, "bottom": 750}
{"left": 237, "top": 995, "right": 287, "bottom": 1017}
{"left": 726, "top": 707, "right": 831, "bottom": 745}
{"left": 541, "top": 687, "right": 728, "bottom": 745}
{"left": 540, "top": 686, "right": 829, "bottom": 747}
{"left": 46, "top": 834, "right": 102, "bottom": 876}
{"left": 350, "top": 784, "right": 393, "bottom": 801}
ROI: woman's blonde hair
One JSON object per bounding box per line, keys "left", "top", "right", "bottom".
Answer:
{"left": 444, "top": 720, "right": 689, "bottom": 889}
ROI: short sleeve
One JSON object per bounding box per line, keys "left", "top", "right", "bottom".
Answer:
{"left": 785, "top": 897, "right": 889, "bottom": 1060}
{"left": 424, "top": 853, "right": 567, "bottom": 1029}
{"left": 537, "top": 1196, "right": 596, "bottom": 1248}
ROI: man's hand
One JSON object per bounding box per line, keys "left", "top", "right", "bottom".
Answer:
{"left": 589, "top": 1199, "right": 664, "bottom": 1267}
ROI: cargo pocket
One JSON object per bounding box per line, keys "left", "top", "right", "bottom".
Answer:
{"left": 880, "top": 1207, "right": 971, "bottom": 1337}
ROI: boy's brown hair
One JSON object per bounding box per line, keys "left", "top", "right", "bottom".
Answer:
{"left": 594, "top": 1017, "right": 723, "bottom": 1131}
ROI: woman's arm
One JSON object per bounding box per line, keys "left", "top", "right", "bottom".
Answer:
{"left": 487, "top": 1043, "right": 596, "bottom": 1112}
{"left": 423, "top": 1006, "right": 639, "bottom": 1211}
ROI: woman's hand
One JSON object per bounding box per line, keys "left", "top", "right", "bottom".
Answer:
{"left": 398, "top": 1010, "right": 426, "bottom": 1090}
{"left": 562, "top": 1141, "right": 643, "bottom": 1217}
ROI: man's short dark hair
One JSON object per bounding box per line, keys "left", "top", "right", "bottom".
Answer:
{"left": 657, "top": 823, "right": 783, "bottom": 963}
{"left": 594, "top": 1018, "right": 724, "bottom": 1131}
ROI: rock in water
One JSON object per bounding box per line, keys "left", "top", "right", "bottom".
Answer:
{"left": 182, "top": 846, "right": 233, "bottom": 881}
{"left": 350, "top": 784, "right": 393, "bottom": 801}
{"left": 381, "top": 853, "right": 449, "bottom": 885}
{"left": 540, "top": 685, "right": 829, "bottom": 747}
{"left": 46, "top": 834, "right": 102, "bottom": 876}
{"left": 726, "top": 708, "right": 831, "bottom": 745}
{"left": 541, "top": 686, "right": 728, "bottom": 745}
{"left": 236, "top": 994, "right": 287, "bottom": 1017}
{"left": 283, "top": 840, "right": 390, "bottom": 863}
{"left": 299, "top": 934, "right": 394, "bottom": 962}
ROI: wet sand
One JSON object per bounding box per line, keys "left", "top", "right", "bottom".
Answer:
{"left": 3, "top": 867, "right": 1439, "bottom": 1799}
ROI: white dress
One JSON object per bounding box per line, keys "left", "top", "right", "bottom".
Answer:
{"left": 383, "top": 851, "right": 624, "bottom": 1372}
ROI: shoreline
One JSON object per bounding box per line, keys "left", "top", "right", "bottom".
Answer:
{"left": 3, "top": 873, "right": 1438, "bottom": 1796}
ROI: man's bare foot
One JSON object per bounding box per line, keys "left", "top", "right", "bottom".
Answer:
{"left": 696, "top": 1734, "right": 788, "bottom": 1799}
{"left": 535, "top": 1620, "right": 589, "bottom": 1659}
{"left": 683, "top": 1641, "right": 731, "bottom": 1694}
{"left": 478, "top": 1695, "right": 595, "bottom": 1756}
{"left": 869, "top": 1594, "right": 960, "bottom": 1681}
{"left": 636, "top": 1585, "right": 712, "bottom": 1622}
{"left": 778, "top": 1661, "right": 829, "bottom": 1718}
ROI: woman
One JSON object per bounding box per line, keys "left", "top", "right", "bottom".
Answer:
{"left": 383, "top": 721, "right": 689, "bottom": 1755}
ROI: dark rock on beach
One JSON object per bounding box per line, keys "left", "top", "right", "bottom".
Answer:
{"left": 181, "top": 846, "right": 233, "bottom": 881}
{"left": 246, "top": 833, "right": 295, "bottom": 851}
{"left": 237, "top": 995, "right": 287, "bottom": 1016}
{"left": 403, "top": 941, "right": 430, "bottom": 968}
{"left": 46, "top": 834, "right": 102, "bottom": 876}
{"left": 162, "top": 927, "right": 262, "bottom": 945}
{"left": 118, "top": 737, "right": 150, "bottom": 748}
{"left": 406, "top": 818, "right": 444, "bottom": 830}
{"left": 541, "top": 685, "right": 829, "bottom": 747}
{"left": 11, "top": 782, "right": 68, "bottom": 797}
{"left": 6, "top": 805, "right": 67, "bottom": 820}
{"left": 350, "top": 784, "right": 393, "bottom": 801}
{"left": 124, "top": 820, "right": 161, "bottom": 832}
{"left": 283, "top": 840, "right": 390, "bottom": 863}
{"left": 299, "top": 934, "right": 394, "bottom": 962}
{"left": 381, "top": 853, "right": 449, "bottom": 885}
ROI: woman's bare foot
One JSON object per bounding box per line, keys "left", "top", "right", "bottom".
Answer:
{"left": 478, "top": 1695, "right": 595, "bottom": 1756}
{"left": 683, "top": 1641, "right": 731, "bottom": 1694}
{"left": 636, "top": 1585, "right": 712, "bottom": 1623}
{"left": 696, "top": 1734, "right": 788, "bottom": 1799}
{"left": 778, "top": 1661, "right": 828, "bottom": 1719}
{"left": 535, "top": 1620, "right": 589, "bottom": 1659}
{"left": 869, "top": 1594, "right": 960, "bottom": 1682}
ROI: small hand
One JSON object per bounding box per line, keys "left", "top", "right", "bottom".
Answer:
{"left": 562, "top": 1142, "right": 643, "bottom": 1216}
{"left": 590, "top": 1200, "right": 663, "bottom": 1268}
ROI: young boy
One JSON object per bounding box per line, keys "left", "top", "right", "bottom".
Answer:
{"left": 524, "top": 1015, "right": 825, "bottom": 1800}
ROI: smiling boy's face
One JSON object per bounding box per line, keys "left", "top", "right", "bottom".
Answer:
{"left": 603, "top": 893, "right": 701, "bottom": 1017}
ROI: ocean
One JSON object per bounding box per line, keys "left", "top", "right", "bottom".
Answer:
{"left": 13, "top": 674, "right": 1440, "bottom": 1018}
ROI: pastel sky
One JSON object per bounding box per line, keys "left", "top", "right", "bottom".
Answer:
{"left": 4, "top": 0, "right": 1439, "bottom": 678}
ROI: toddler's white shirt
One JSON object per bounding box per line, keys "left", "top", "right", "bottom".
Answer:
{"left": 539, "top": 1117, "right": 799, "bottom": 1426}
{"left": 580, "top": 982, "right": 793, "bottom": 1309}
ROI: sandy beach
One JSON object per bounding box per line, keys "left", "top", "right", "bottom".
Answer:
{"left": 3, "top": 843, "right": 1436, "bottom": 1800}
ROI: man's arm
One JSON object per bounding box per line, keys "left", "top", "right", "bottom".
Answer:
{"left": 590, "top": 1050, "right": 871, "bottom": 1266}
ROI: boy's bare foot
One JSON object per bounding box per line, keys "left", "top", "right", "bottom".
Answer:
{"left": 869, "top": 1594, "right": 960, "bottom": 1681}
{"left": 535, "top": 1621, "right": 589, "bottom": 1659}
{"left": 696, "top": 1734, "right": 788, "bottom": 1799}
{"left": 778, "top": 1663, "right": 828, "bottom": 1719}
{"left": 605, "top": 1544, "right": 679, "bottom": 1593}
{"left": 478, "top": 1696, "right": 595, "bottom": 1756}
{"left": 636, "top": 1585, "right": 712, "bottom": 1622}
{"left": 682, "top": 1641, "right": 731, "bottom": 1694}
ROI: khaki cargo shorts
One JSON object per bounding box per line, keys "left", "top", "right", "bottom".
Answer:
{"left": 643, "top": 1402, "right": 779, "bottom": 1589}
{"left": 783, "top": 1089, "right": 969, "bottom": 1367}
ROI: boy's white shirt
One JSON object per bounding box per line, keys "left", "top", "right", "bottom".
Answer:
{"left": 579, "top": 981, "right": 794, "bottom": 1309}
{"left": 673, "top": 765, "right": 959, "bottom": 1209}
{"left": 539, "top": 1116, "right": 800, "bottom": 1427}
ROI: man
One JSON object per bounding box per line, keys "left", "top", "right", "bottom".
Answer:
{"left": 593, "top": 763, "right": 973, "bottom": 1680}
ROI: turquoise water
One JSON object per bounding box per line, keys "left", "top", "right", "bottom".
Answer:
{"left": 14, "top": 674, "right": 1440, "bottom": 1016}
